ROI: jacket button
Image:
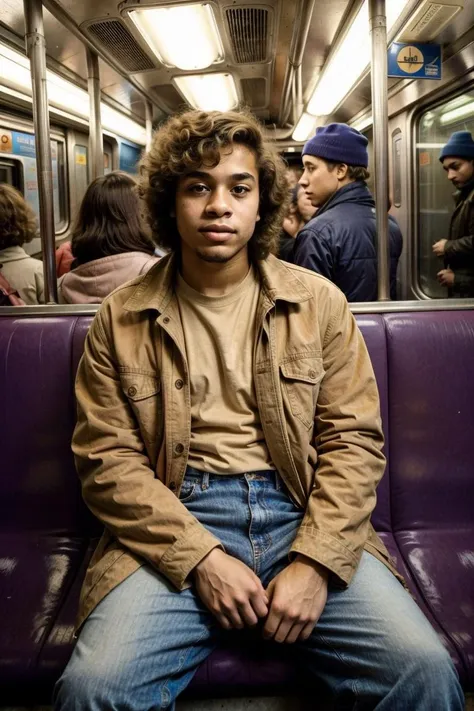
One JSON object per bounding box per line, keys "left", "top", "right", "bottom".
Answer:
{"left": 175, "top": 379, "right": 184, "bottom": 390}
{"left": 163, "top": 316, "right": 170, "bottom": 324}
{"left": 127, "top": 386, "right": 137, "bottom": 397}
{"left": 308, "top": 369, "right": 317, "bottom": 379}
{"left": 169, "top": 481, "right": 177, "bottom": 490}
{"left": 174, "top": 443, "right": 184, "bottom": 455}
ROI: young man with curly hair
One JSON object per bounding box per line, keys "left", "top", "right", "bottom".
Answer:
{"left": 54, "top": 110, "right": 463, "bottom": 710}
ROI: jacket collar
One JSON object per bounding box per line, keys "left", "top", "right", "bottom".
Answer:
{"left": 455, "top": 178, "right": 474, "bottom": 204}
{"left": 317, "top": 181, "right": 374, "bottom": 217}
{"left": 123, "top": 252, "right": 313, "bottom": 314}
{"left": 0, "top": 245, "right": 31, "bottom": 263}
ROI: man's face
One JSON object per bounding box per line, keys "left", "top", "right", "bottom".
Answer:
{"left": 175, "top": 144, "right": 260, "bottom": 265}
{"left": 296, "top": 186, "right": 317, "bottom": 222}
{"left": 442, "top": 156, "right": 474, "bottom": 189}
{"left": 299, "top": 155, "right": 339, "bottom": 207}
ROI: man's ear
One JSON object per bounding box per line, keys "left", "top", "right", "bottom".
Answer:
{"left": 336, "top": 163, "right": 349, "bottom": 181}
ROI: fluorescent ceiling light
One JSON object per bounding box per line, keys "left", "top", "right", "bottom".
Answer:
{"left": 101, "top": 104, "right": 147, "bottom": 145}
{"left": 0, "top": 43, "right": 146, "bottom": 145}
{"left": 440, "top": 101, "right": 474, "bottom": 125}
{"left": 292, "top": 112, "right": 318, "bottom": 142}
{"left": 129, "top": 4, "right": 223, "bottom": 71}
{"left": 174, "top": 73, "right": 238, "bottom": 111}
{"left": 307, "top": 0, "right": 409, "bottom": 117}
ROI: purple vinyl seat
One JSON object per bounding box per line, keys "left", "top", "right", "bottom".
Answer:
{"left": 0, "top": 309, "right": 473, "bottom": 704}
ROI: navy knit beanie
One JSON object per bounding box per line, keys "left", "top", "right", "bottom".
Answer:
{"left": 302, "top": 123, "right": 369, "bottom": 168}
{"left": 439, "top": 131, "right": 474, "bottom": 161}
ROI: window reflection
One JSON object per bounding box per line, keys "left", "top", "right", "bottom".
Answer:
{"left": 417, "top": 92, "right": 474, "bottom": 298}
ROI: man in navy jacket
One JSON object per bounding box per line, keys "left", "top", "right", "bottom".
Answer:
{"left": 293, "top": 124, "right": 402, "bottom": 301}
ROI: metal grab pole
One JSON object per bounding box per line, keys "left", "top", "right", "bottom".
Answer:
{"left": 87, "top": 49, "right": 103, "bottom": 181}
{"left": 24, "top": 0, "right": 58, "bottom": 303}
{"left": 369, "top": 0, "right": 390, "bottom": 301}
{"left": 145, "top": 100, "right": 153, "bottom": 151}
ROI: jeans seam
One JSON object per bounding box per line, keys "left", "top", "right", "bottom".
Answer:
{"left": 311, "top": 629, "right": 361, "bottom": 677}
{"left": 160, "top": 625, "right": 211, "bottom": 709}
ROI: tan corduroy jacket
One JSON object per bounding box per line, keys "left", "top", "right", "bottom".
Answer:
{"left": 73, "top": 252, "right": 399, "bottom": 630}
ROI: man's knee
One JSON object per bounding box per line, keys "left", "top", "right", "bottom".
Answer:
{"left": 397, "top": 637, "right": 462, "bottom": 699}
{"left": 53, "top": 659, "right": 121, "bottom": 711}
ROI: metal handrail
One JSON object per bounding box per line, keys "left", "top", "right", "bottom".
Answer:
{"left": 369, "top": 0, "right": 390, "bottom": 302}
{"left": 0, "top": 299, "right": 473, "bottom": 318}
{"left": 23, "top": 0, "right": 58, "bottom": 304}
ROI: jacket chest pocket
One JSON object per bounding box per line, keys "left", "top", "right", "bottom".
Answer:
{"left": 279, "top": 358, "right": 324, "bottom": 429}
{"left": 120, "top": 372, "right": 163, "bottom": 445}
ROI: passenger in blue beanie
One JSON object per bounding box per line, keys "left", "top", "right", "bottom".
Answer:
{"left": 292, "top": 123, "right": 403, "bottom": 302}
{"left": 432, "top": 131, "right": 474, "bottom": 297}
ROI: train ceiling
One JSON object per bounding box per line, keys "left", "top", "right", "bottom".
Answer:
{"left": 1, "top": 0, "right": 473, "bottom": 137}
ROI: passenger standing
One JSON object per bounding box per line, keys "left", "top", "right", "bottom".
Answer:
{"left": 54, "top": 109, "right": 462, "bottom": 711}
{"left": 58, "top": 172, "right": 159, "bottom": 304}
{"left": 279, "top": 185, "right": 316, "bottom": 262}
{"left": 0, "top": 184, "right": 44, "bottom": 304}
{"left": 432, "top": 131, "right": 474, "bottom": 296}
{"left": 293, "top": 124, "right": 403, "bottom": 301}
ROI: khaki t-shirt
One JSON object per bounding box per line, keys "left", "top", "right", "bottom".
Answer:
{"left": 176, "top": 266, "right": 273, "bottom": 474}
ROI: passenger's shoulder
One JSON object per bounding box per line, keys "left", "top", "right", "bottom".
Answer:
{"left": 282, "top": 261, "right": 347, "bottom": 304}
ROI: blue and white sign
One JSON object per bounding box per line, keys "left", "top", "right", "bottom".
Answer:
{"left": 388, "top": 42, "right": 441, "bottom": 80}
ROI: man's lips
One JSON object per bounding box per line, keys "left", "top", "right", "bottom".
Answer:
{"left": 199, "top": 226, "right": 236, "bottom": 242}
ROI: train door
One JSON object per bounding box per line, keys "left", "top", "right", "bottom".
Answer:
{"left": 415, "top": 88, "right": 474, "bottom": 299}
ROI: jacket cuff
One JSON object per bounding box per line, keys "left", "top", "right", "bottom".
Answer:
{"left": 289, "top": 526, "right": 360, "bottom": 586}
{"left": 158, "top": 523, "right": 224, "bottom": 590}
{"left": 444, "top": 240, "right": 455, "bottom": 256}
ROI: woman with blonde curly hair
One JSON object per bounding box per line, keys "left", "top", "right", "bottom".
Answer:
{"left": 0, "top": 184, "right": 44, "bottom": 304}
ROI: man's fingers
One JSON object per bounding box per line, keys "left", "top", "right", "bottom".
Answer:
{"left": 238, "top": 601, "right": 259, "bottom": 627}
{"left": 273, "top": 617, "right": 295, "bottom": 644}
{"left": 284, "top": 621, "right": 307, "bottom": 644}
{"left": 263, "top": 607, "right": 281, "bottom": 639}
{"left": 298, "top": 620, "right": 316, "bottom": 642}
{"left": 251, "top": 591, "right": 269, "bottom": 619}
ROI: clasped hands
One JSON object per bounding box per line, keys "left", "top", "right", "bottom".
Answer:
{"left": 193, "top": 548, "right": 328, "bottom": 644}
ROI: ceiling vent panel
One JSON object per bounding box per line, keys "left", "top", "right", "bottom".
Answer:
{"left": 397, "top": 1, "right": 463, "bottom": 43}
{"left": 86, "top": 19, "right": 155, "bottom": 73}
{"left": 225, "top": 7, "right": 271, "bottom": 64}
{"left": 241, "top": 77, "right": 267, "bottom": 108}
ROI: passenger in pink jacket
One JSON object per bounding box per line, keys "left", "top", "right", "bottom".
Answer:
{"left": 58, "top": 172, "right": 158, "bottom": 304}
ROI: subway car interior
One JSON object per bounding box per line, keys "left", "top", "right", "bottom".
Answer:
{"left": 0, "top": 0, "right": 474, "bottom": 708}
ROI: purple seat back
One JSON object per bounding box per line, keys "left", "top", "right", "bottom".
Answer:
{"left": 386, "top": 311, "right": 474, "bottom": 530}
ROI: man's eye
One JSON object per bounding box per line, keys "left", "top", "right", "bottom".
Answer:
{"left": 232, "top": 185, "right": 250, "bottom": 195}
{"left": 190, "top": 184, "right": 208, "bottom": 193}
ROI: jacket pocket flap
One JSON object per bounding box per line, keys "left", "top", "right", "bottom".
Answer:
{"left": 279, "top": 359, "right": 324, "bottom": 384}
{"left": 120, "top": 373, "right": 161, "bottom": 401}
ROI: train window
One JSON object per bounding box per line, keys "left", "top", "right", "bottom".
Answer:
{"left": 0, "top": 128, "right": 67, "bottom": 234}
{"left": 392, "top": 130, "right": 402, "bottom": 208}
{"left": 104, "top": 150, "right": 112, "bottom": 175}
{"left": 0, "top": 157, "right": 22, "bottom": 190}
{"left": 74, "top": 144, "right": 89, "bottom": 203}
{"left": 416, "top": 90, "right": 474, "bottom": 298}
{"left": 51, "top": 139, "right": 67, "bottom": 232}
{"left": 119, "top": 142, "right": 142, "bottom": 174}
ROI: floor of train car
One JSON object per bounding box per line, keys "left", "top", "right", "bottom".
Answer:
{"left": 2, "top": 697, "right": 474, "bottom": 710}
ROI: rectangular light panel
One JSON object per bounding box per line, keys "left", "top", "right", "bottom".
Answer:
{"left": 129, "top": 4, "right": 224, "bottom": 70}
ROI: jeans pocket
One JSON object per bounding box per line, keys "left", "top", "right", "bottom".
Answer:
{"left": 178, "top": 478, "right": 199, "bottom": 503}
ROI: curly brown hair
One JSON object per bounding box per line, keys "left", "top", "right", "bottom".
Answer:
{"left": 0, "top": 184, "right": 37, "bottom": 250}
{"left": 139, "top": 109, "right": 289, "bottom": 259}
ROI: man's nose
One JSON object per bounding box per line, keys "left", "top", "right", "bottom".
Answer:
{"left": 205, "top": 189, "right": 232, "bottom": 215}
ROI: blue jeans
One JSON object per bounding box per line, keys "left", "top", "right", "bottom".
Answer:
{"left": 54, "top": 468, "right": 464, "bottom": 710}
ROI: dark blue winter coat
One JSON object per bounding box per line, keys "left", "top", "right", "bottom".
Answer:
{"left": 292, "top": 182, "right": 403, "bottom": 301}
